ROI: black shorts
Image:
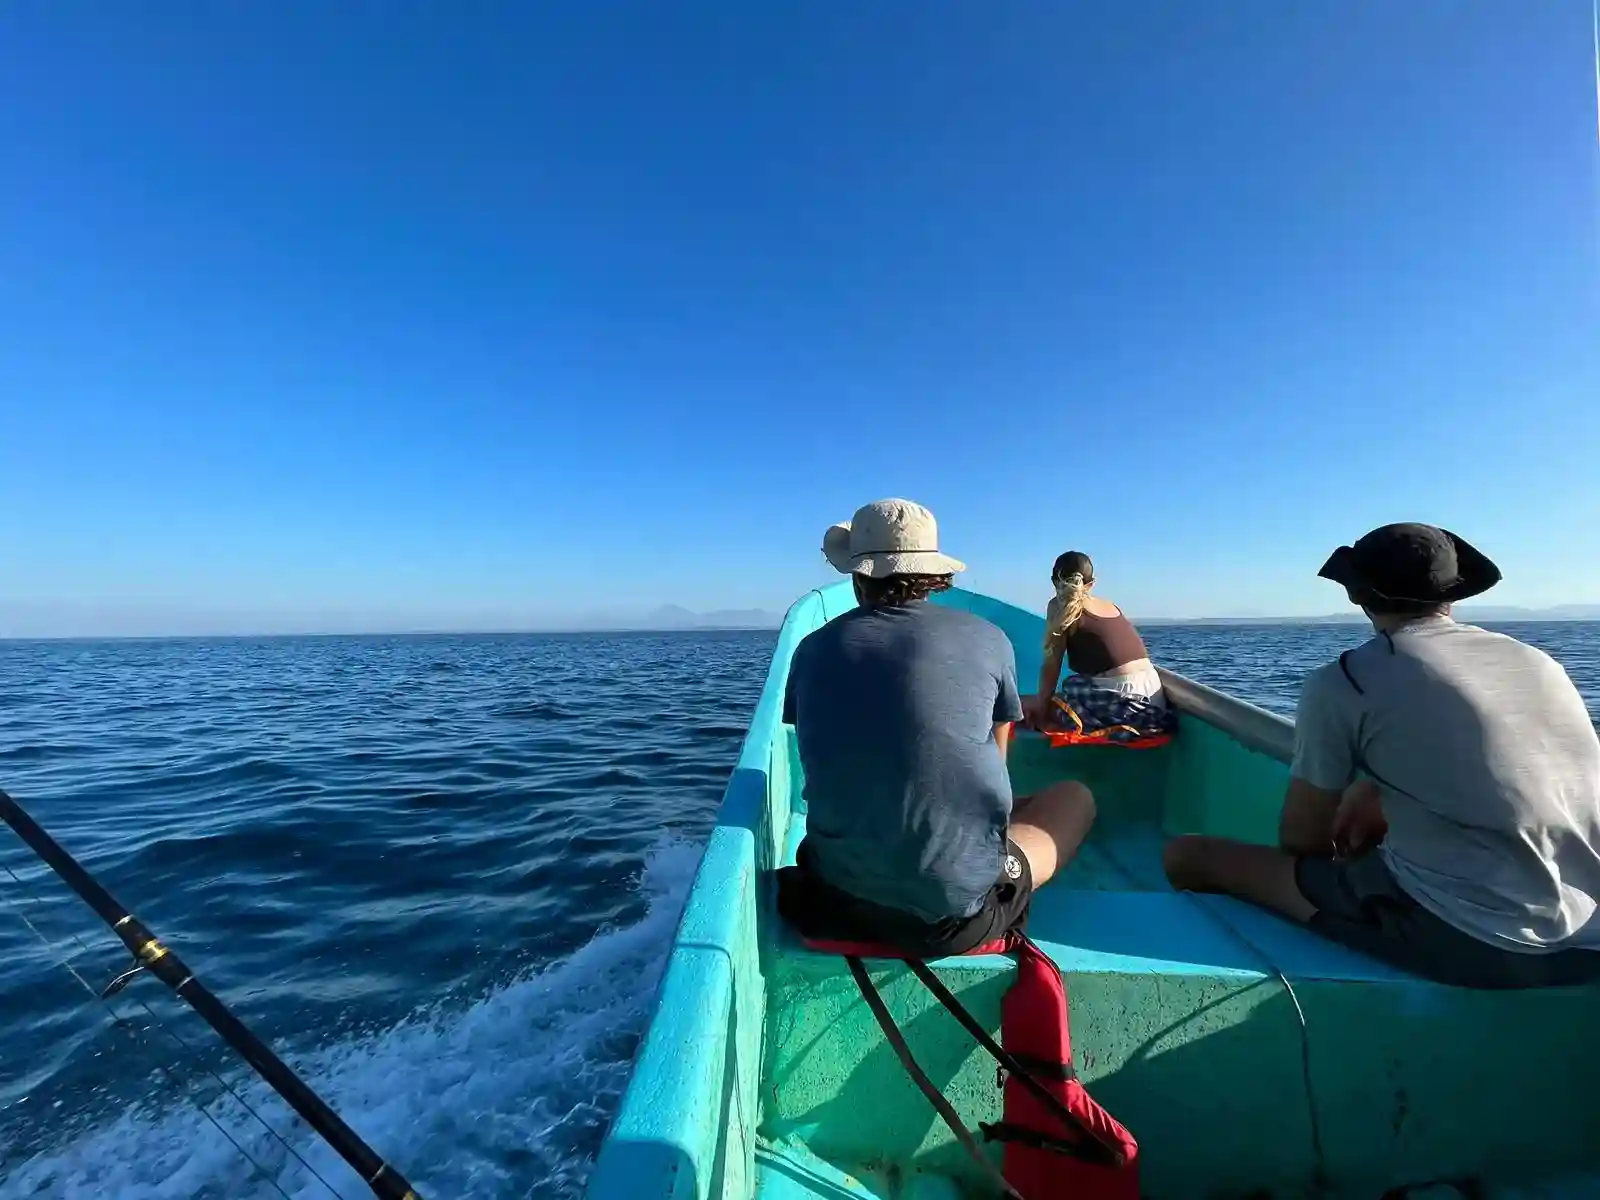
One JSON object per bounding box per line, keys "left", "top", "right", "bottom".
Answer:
{"left": 778, "top": 837, "right": 1033, "bottom": 958}
{"left": 1295, "top": 851, "right": 1600, "bottom": 990}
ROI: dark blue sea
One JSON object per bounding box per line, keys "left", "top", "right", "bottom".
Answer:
{"left": 1, "top": 622, "right": 1596, "bottom": 1199}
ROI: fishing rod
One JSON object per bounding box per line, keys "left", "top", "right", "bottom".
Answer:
{"left": 0, "top": 788, "right": 422, "bottom": 1200}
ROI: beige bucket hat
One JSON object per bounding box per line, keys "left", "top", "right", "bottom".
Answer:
{"left": 822, "top": 499, "right": 967, "bottom": 579}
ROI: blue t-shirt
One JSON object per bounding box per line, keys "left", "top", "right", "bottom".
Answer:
{"left": 782, "top": 600, "right": 1024, "bottom": 921}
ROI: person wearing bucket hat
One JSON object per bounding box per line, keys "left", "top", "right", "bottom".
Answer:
{"left": 1315, "top": 523, "right": 1503, "bottom": 612}
{"left": 776, "top": 499, "right": 1099, "bottom": 956}
{"left": 1165, "top": 523, "right": 1600, "bottom": 989}
{"left": 819, "top": 497, "right": 968, "bottom": 583}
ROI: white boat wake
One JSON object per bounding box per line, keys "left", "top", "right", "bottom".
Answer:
{"left": 1, "top": 840, "right": 702, "bottom": 1200}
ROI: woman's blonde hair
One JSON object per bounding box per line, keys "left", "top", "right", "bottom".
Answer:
{"left": 1044, "top": 551, "right": 1094, "bottom": 650}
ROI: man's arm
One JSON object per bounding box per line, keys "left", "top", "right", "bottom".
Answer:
{"left": 1280, "top": 668, "right": 1358, "bottom": 856}
{"left": 1028, "top": 642, "right": 1066, "bottom": 724}
{"left": 782, "top": 639, "right": 807, "bottom": 726}
{"left": 1278, "top": 777, "right": 1344, "bottom": 856}
{"left": 994, "top": 641, "right": 1024, "bottom": 761}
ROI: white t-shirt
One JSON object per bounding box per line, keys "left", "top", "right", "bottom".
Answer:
{"left": 1292, "top": 617, "right": 1600, "bottom": 953}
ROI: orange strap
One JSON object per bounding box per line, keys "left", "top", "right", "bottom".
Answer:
{"left": 1037, "top": 696, "right": 1173, "bottom": 750}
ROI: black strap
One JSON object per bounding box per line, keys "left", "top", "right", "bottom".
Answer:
{"left": 1005, "top": 1053, "right": 1077, "bottom": 1081}
{"left": 844, "top": 957, "right": 1022, "bottom": 1200}
{"left": 905, "top": 953, "right": 1122, "bottom": 1167}
{"left": 1340, "top": 631, "right": 1402, "bottom": 696}
{"left": 1338, "top": 650, "right": 1365, "bottom": 695}
{"left": 980, "top": 1120, "right": 1094, "bottom": 1157}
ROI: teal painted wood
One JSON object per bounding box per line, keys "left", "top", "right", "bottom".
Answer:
{"left": 587, "top": 586, "right": 831, "bottom": 1200}
{"left": 588, "top": 583, "right": 1600, "bottom": 1200}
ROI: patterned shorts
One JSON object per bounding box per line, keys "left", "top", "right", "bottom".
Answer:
{"left": 1051, "top": 674, "right": 1178, "bottom": 743}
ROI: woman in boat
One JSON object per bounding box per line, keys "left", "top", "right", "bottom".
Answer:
{"left": 1023, "top": 551, "right": 1175, "bottom": 742}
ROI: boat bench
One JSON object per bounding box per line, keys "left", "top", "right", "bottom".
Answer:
{"left": 761, "top": 815, "right": 1600, "bottom": 1198}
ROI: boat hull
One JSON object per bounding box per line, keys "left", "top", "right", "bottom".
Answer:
{"left": 589, "top": 583, "right": 1600, "bottom": 1199}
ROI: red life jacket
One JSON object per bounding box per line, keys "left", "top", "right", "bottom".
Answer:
{"left": 801, "top": 931, "right": 1140, "bottom": 1200}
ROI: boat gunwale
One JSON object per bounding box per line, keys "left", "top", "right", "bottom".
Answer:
{"left": 1157, "top": 667, "right": 1293, "bottom": 764}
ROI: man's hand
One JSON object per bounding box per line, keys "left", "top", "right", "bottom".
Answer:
{"left": 1020, "top": 694, "right": 1046, "bottom": 729}
{"left": 1332, "top": 779, "right": 1388, "bottom": 858}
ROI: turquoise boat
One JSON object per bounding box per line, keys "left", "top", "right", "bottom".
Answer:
{"left": 587, "top": 583, "right": 1600, "bottom": 1200}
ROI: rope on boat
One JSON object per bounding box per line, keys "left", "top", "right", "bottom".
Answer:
{"left": 1176, "top": 895, "right": 1328, "bottom": 1189}
{"left": 1095, "top": 842, "right": 1330, "bottom": 1190}
{"left": 0, "top": 859, "right": 350, "bottom": 1200}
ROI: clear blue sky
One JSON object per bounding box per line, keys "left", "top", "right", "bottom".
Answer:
{"left": 2, "top": 2, "right": 1597, "bottom": 634}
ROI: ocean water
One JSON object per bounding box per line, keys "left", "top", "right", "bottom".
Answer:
{"left": 0, "top": 620, "right": 1596, "bottom": 1199}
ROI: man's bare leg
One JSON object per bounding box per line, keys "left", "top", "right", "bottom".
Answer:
{"left": 1161, "top": 836, "right": 1316, "bottom": 923}
{"left": 1009, "top": 781, "right": 1096, "bottom": 888}
{"left": 1162, "top": 780, "right": 1386, "bottom": 924}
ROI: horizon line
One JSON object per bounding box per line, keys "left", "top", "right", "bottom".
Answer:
{"left": 4, "top": 604, "right": 1598, "bottom": 643}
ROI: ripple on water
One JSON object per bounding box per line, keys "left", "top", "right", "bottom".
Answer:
{"left": 494, "top": 700, "right": 576, "bottom": 721}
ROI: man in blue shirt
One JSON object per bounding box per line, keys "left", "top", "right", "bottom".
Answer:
{"left": 779, "top": 498, "right": 1098, "bottom": 955}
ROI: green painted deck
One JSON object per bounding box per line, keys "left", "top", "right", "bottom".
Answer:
{"left": 587, "top": 583, "right": 1600, "bottom": 1200}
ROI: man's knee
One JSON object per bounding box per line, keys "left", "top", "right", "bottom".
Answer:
{"left": 1023, "top": 779, "right": 1095, "bottom": 833}
{"left": 1010, "top": 780, "right": 1097, "bottom": 888}
{"left": 1162, "top": 834, "right": 1212, "bottom": 890}
{"left": 1063, "top": 778, "right": 1095, "bottom": 812}
{"left": 1044, "top": 777, "right": 1095, "bottom": 813}
{"left": 1016, "top": 776, "right": 1089, "bottom": 810}
{"left": 1162, "top": 836, "right": 1193, "bottom": 888}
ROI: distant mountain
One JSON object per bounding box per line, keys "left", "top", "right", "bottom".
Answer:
{"left": 633, "top": 605, "right": 783, "bottom": 630}
{"left": 1468, "top": 604, "right": 1600, "bottom": 621}
{"left": 1140, "top": 613, "right": 1367, "bottom": 626}
{"left": 1140, "top": 604, "right": 1600, "bottom": 626}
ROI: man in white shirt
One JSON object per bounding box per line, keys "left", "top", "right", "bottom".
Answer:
{"left": 1163, "top": 523, "right": 1600, "bottom": 988}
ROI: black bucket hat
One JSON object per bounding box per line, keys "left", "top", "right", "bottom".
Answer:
{"left": 1317, "top": 523, "right": 1501, "bottom": 605}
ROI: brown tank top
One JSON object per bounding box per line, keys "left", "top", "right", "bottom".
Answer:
{"left": 1064, "top": 609, "right": 1149, "bottom": 677}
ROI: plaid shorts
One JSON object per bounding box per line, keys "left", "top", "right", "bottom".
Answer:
{"left": 1052, "top": 674, "right": 1178, "bottom": 743}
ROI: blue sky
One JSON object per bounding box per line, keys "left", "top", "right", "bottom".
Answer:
{"left": 1, "top": 2, "right": 1597, "bottom": 634}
